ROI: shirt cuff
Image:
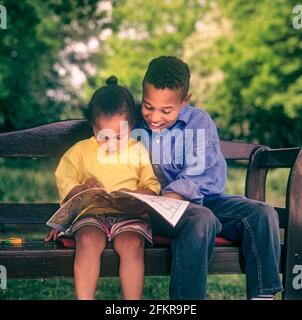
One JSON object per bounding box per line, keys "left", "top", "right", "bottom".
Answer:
{"left": 145, "top": 182, "right": 161, "bottom": 195}
{"left": 161, "top": 179, "right": 204, "bottom": 204}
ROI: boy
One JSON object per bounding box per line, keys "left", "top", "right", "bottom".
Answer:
{"left": 136, "top": 56, "right": 282, "bottom": 300}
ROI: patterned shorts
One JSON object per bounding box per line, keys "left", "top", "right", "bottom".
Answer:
{"left": 64, "top": 213, "right": 153, "bottom": 245}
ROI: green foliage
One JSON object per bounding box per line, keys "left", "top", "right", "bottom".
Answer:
{"left": 0, "top": 158, "right": 58, "bottom": 202}
{"left": 186, "top": 0, "right": 302, "bottom": 147}
{"left": 85, "top": 0, "right": 205, "bottom": 99}
{"left": 0, "top": 0, "right": 109, "bottom": 131}
{"left": 0, "top": 0, "right": 59, "bottom": 131}
{"left": 1, "top": 0, "right": 301, "bottom": 146}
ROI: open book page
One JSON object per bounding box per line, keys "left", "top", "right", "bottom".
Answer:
{"left": 122, "top": 192, "right": 189, "bottom": 227}
{"left": 46, "top": 188, "right": 120, "bottom": 231}
{"left": 46, "top": 188, "right": 190, "bottom": 231}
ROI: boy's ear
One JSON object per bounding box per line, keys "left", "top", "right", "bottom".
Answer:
{"left": 183, "top": 92, "right": 192, "bottom": 104}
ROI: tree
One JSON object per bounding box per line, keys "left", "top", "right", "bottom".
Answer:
{"left": 0, "top": 0, "right": 111, "bottom": 131}
{"left": 85, "top": 0, "right": 205, "bottom": 99}
{"left": 183, "top": 6, "right": 232, "bottom": 111}
{"left": 185, "top": 0, "right": 302, "bottom": 147}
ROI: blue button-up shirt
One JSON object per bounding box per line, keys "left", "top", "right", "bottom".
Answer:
{"left": 134, "top": 105, "right": 228, "bottom": 205}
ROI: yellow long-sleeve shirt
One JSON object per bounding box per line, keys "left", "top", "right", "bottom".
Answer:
{"left": 55, "top": 136, "right": 160, "bottom": 204}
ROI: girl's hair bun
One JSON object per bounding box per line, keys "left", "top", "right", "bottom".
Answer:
{"left": 106, "top": 75, "right": 118, "bottom": 85}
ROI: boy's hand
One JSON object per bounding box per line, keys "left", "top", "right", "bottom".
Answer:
{"left": 161, "top": 192, "right": 185, "bottom": 201}
{"left": 44, "top": 229, "right": 60, "bottom": 242}
{"left": 84, "top": 177, "right": 104, "bottom": 189}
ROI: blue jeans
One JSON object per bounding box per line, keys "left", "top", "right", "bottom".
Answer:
{"left": 150, "top": 197, "right": 283, "bottom": 300}
{"left": 150, "top": 203, "right": 222, "bottom": 299}
{"left": 205, "top": 197, "right": 283, "bottom": 299}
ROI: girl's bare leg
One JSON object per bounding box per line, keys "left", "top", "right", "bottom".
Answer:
{"left": 74, "top": 225, "right": 107, "bottom": 300}
{"left": 114, "top": 231, "right": 145, "bottom": 300}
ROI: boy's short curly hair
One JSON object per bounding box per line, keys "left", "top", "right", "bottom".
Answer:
{"left": 143, "top": 56, "right": 190, "bottom": 98}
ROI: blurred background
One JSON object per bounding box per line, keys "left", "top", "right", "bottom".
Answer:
{"left": 0, "top": 0, "right": 301, "bottom": 299}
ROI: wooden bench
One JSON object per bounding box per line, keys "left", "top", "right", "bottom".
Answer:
{"left": 0, "top": 119, "right": 302, "bottom": 299}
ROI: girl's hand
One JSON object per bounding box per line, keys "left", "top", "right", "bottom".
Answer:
{"left": 118, "top": 188, "right": 132, "bottom": 193}
{"left": 115, "top": 189, "right": 149, "bottom": 215}
{"left": 92, "top": 190, "right": 112, "bottom": 207}
{"left": 44, "top": 229, "right": 60, "bottom": 242}
{"left": 84, "top": 177, "right": 104, "bottom": 189}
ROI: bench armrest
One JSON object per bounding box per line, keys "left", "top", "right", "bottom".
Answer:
{"left": 245, "top": 146, "right": 302, "bottom": 299}
{"left": 245, "top": 147, "right": 301, "bottom": 201}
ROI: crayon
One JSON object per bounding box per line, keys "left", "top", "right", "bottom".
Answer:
{"left": 0, "top": 237, "right": 26, "bottom": 245}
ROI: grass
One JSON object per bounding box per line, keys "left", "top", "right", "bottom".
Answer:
{"left": 0, "top": 275, "right": 250, "bottom": 300}
{"left": 0, "top": 158, "right": 288, "bottom": 300}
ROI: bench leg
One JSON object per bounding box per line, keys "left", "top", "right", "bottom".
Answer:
{"left": 283, "top": 225, "right": 302, "bottom": 299}
{"left": 283, "top": 158, "right": 302, "bottom": 300}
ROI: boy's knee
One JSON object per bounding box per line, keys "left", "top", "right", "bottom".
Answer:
{"left": 187, "top": 204, "right": 222, "bottom": 234}
{"left": 246, "top": 202, "right": 280, "bottom": 234}
{"left": 253, "top": 202, "right": 279, "bottom": 224}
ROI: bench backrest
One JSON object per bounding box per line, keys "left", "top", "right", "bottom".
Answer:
{"left": 0, "top": 119, "right": 259, "bottom": 159}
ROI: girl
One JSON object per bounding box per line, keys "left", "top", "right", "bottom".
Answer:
{"left": 45, "top": 76, "right": 160, "bottom": 300}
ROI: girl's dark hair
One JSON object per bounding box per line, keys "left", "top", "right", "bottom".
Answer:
{"left": 86, "top": 76, "right": 136, "bottom": 127}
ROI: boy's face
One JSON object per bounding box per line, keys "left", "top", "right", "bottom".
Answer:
{"left": 93, "top": 113, "right": 130, "bottom": 153}
{"left": 141, "top": 82, "right": 191, "bottom": 131}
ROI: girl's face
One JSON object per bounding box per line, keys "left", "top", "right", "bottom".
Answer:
{"left": 141, "top": 82, "right": 191, "bottom": 131}
{"left": 93, "top": 112, "right": 130, "bottom": 153}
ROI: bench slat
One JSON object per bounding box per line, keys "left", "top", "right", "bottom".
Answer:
{"left": 0, "top": 120, "right": 92, "bottom": 158}
{"left": 0, "top": 119, "right": 261, "bottom": 160}
{"left": 0, "top": 240, "right": 245, "bottom": 277}
{"left": 220, "top": 140, "right": 261, "bottom": 160}
{"left": 0, "top": 203, "right": 288, "bottom": 228}
{"left": 0, "top": 241, "right": 285, "bottom": 278}
{"left": 0, "top": 204, "right": 59, "bottom": 224}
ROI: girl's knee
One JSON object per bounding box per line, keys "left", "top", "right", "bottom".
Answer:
{"left": 114, "top": 232, "right": 144, "bottom": 257}
{"left": 75, "top": 226, "right": 106, "bottom": 250}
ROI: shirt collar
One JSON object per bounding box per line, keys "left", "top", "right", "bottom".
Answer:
{"left": 177, "top": 104, "right": 191, "bottom": 124}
